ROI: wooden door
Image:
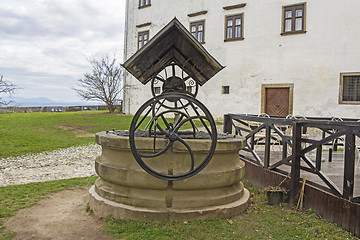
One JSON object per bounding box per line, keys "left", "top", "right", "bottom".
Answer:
{"left": 265, "top": 88, "right": 290, "bottom": 116}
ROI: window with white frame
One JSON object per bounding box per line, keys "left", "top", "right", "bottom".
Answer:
{"left": 139, "top": 0, "right": 150, "bottom": 8}
{"left": 282, "top": 3, "right": 306, "bottom": 34}
{"left": 190, "top": 21, "right": 205, "bottom": 43}
{"left": 138, "top": 31, "right": 149, "bottom": 49}
{"left": 225, "top": 14, "right": 243, "bottom": 41}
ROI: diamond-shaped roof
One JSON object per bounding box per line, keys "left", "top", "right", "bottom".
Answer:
{"left": 123, "top": 18, "right": 224, "bottom": 86}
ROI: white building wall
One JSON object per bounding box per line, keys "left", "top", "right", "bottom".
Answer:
{"left": 123, "top": 0, "right": 360, "bottom": 119}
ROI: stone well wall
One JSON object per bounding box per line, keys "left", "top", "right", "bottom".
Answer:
{"left": 89, "top": 131, "right": 249, "bottom": 221}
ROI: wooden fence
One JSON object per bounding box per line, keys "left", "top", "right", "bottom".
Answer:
{"left": 224, "top": 114, "right": 360, "bottom": 237}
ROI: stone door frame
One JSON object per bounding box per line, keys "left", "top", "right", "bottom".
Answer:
{"left": 261, "top": 83, "right": 294, "bottom": 116}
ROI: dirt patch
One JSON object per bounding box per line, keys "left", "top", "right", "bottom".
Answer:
{"left": 36, "top": 127, "right": 55, "bottom": 134}
{"left": 5, "top": 188, "right": 114, "bottom": 240}
{"left": 57, "top": 125, "right": 95, "bottom": 138}
{"left": 74, "top": 132, "right": 95, "bottom": 138}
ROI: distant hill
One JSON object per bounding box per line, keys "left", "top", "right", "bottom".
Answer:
{"left": 1, "top": 97, "right": 101, "bottom": 107}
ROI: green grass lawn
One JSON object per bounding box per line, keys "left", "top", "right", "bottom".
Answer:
{"left": 103, "top": 181, "right": 357, "bottom": 240}
{"left": 0, "top": 111, "right": 134, "bottom": 159}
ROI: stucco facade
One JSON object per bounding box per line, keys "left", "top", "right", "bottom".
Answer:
{"left": 123, "top": 0, "right": 360, "bottom": 119}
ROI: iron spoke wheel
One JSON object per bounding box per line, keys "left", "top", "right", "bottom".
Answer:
{"left": 151, "top": 62, "right": 199, "bottom": 100}
{"left": 129, "top": 92, "right": 217, "bottom": 180}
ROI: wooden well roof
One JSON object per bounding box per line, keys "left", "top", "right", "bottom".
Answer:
{"left": 123, "top": 18, "right": 224, "bottom": 86}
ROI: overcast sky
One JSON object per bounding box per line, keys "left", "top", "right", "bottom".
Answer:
{"left": 0, "top": 0, "right": 126, "bottom": 103}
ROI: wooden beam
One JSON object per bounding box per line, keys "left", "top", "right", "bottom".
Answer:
{"left": 136, "top": 22, "right": 151, "bottom": 28}
{"left": 343, "top": 129, "right": 355, "bottom": 199}
{"left": 223, "top": 114, "right": 232, "bottom": 134}
{"left": 289, "top": 122, "right": 301, "bottom": 205}
{"left": 187, "top": 10, "right": 208, "bottom": 17}
{"left": 223, "top": 3, "right": 246, "bottom": 10}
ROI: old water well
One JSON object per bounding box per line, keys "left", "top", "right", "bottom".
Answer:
{"left": 88, "top": 18, "right": 249, "bottom": 221}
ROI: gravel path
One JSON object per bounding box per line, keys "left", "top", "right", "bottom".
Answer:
{"left": 0, "top": 144, "right": 101, "bottom": 187}
{"left": 0, "top": 126, "right": 226, "bottom": 187}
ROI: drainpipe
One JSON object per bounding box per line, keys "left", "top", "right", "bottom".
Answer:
{"left": 122, "top": 0, "right": 130, "bottom": 114}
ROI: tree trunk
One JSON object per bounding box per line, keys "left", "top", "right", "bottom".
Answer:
{"left": 107, "top": 104, "right": 115, "bottom": 113}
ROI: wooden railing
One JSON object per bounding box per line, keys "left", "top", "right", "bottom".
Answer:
{"left": 223, "top": 114, "right": 360, "bottom": 204}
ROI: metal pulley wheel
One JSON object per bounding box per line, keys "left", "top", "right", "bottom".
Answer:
{"left": 129, "top": 92, "right": 217, "bottom": 180}
{"left": 151, "top": 62, "right": 199, "bottom": 99}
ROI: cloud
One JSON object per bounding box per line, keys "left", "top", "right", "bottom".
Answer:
{"left": 0, "top": 0, "right": 126, "bottom": 102}
{"left": 0, "top": 0, "right": 125, "bottom": 40}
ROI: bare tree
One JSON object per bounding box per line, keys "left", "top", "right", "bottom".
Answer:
{"left": 74, "top": 54, "right": 123, "bottom": 113}
{"left": 0, "top": 75, "right": 17, "bottom": 106}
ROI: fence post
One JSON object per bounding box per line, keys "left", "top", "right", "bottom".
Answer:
{"left": 282, "top": 141, "right": 288, "bottom": 160}
{"left": 264, "top": 124, "right": 271, "bottom": 169}
{"left": 289, "top": 122, "right": 301, "bottom": 205}
{"left": 223, "top": 114, "right": 232, "bottom": 134}
{"left": 316, "top": 145, "right": 322, "bottom": 172}
{"left": 343, "top": 128, "right": 355, "bottom": 199}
